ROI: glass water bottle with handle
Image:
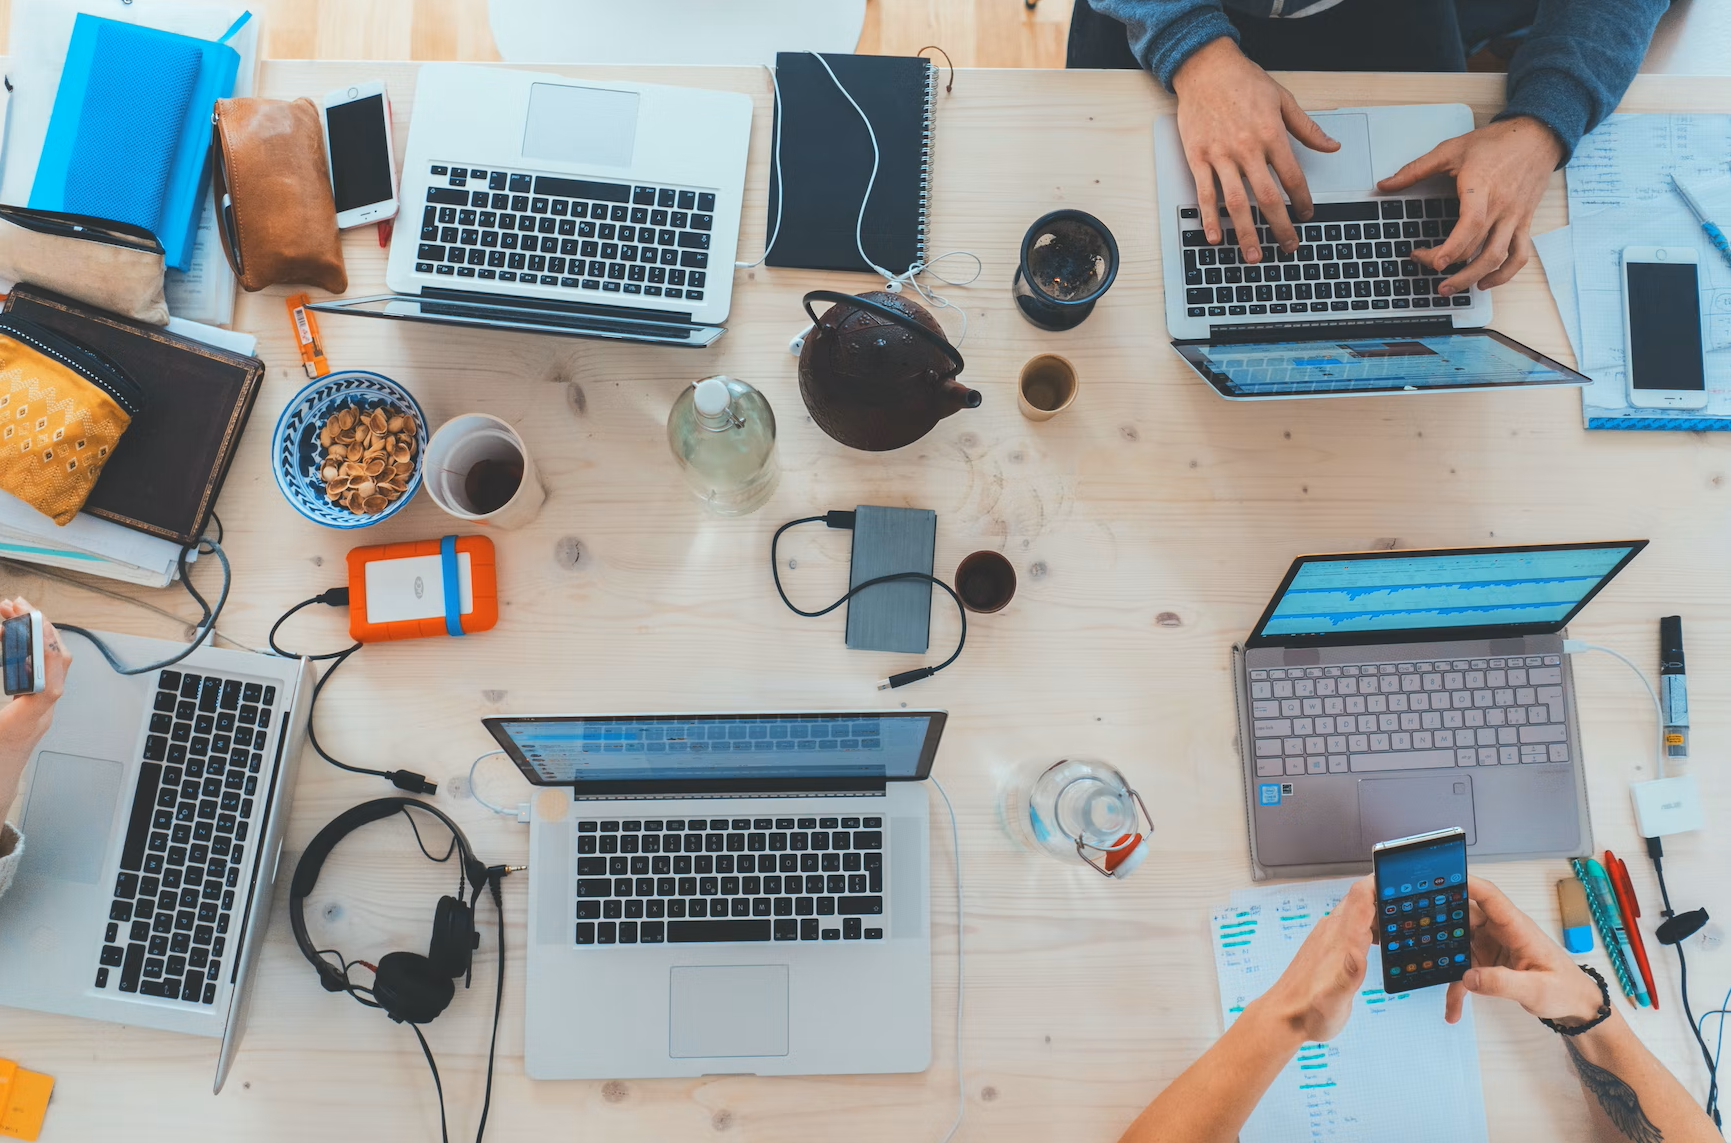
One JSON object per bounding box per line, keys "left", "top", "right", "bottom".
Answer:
{"left": 1004, "top": 757, "right": 1153, "bottom": 878}
{"left": 667, "top": 375, "right": 779, "bottom": 516}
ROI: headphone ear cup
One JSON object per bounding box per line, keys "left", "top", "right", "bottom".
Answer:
{"left": 372, "top": 952, "right": 455, "bottom": 1024}
{"left": 428, "top": 895, "right": 476, "bottom": 979}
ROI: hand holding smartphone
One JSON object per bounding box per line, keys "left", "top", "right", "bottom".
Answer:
{"left": 321, "top": 81, "right": 398, "bottom": 229}
{"left": 1372, "top": 826, "right": 1469, "bottom": 993}
{"left": 1622, "top": 245, "right": 1709, "bottom": 411}
{"left": 2, "top": 610, "right": 44, "bottom": 696}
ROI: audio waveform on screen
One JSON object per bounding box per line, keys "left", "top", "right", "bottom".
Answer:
{"left": 1282, "top": 575, "right": 1601, "bottom": 602}
{"left": 1272, "top": 602, "right": 1572, "bottom": 628}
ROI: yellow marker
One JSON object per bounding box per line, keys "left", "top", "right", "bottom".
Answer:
{"left": 0, "top": 1058, "right": 53, "bottom": 1141}
{"left": 287, "top": 292, "right": 330, "bottom": 379}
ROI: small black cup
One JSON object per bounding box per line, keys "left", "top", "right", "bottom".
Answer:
{"left": 1013, "top": 209, "right": 1120, "bottom": 331}
{"left": 956, "top": 551, "right": 1017, "bottom": 614}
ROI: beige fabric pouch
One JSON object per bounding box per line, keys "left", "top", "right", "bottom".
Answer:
{"left": 0, "top": 206, "right": 170, "bottom": 325}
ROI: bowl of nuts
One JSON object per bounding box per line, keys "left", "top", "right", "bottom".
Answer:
{"left": 271, "top": 371, "right": 428, "bottom": 528}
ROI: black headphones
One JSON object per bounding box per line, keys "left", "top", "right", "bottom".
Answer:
{"left": 288, "top": 797, "right": 489, "bottom": 1025}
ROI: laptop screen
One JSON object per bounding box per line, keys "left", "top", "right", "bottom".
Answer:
{"left": 1246, "top": 541, "right": 1646, "bottom": 647}
{"left": 484, "top": 711, "right": 946, "bottom": 794}
{"left": 1172, "top": 329, "right": 1588, "bottom": 399}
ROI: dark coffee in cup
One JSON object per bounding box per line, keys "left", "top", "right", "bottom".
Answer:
{"left": 463, "top": 456, "right": 524, "bottom": 515}
{"left": 956, "top": 550, "right": 1017, "bottom": 614}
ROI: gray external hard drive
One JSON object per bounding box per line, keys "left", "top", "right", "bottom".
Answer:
{"left": 845, "top": 505, "right": 935, "bottom": 654}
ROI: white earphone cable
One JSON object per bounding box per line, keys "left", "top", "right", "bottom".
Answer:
{"left": 468, "top": 749, "right": 522, "bottom": 817}
{"left": 930, "top": 776, "right": 965, "bottom": 1142}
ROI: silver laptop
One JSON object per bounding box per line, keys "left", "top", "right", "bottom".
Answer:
{"left": 1155, "top": 103, "right": 1590, "bottom": 400}
{"left": 0, "top": 629, "right": 312, "bottom": 1091}
{"left": 310, "top": 62, "right": 752, "bottom": 347}
{"left": 483, "top": 710, "right": 944, "bottom": 1079}
{"left": 1233, "top": 541, "right": 1646, "bottom": 880}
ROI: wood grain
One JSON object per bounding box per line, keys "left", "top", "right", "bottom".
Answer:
{"left": 3, "top": 61, "right": 1729, "bottom": 1143}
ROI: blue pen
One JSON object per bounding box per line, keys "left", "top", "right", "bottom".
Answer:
{"left": 1672, "top": 175, "right": 1731, "bottom": 274}
{"left": 1583, "top": 858, "right": 1652, "bottom": 1008}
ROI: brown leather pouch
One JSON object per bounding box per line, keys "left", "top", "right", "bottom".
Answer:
{"left": 210, "top": 97, "right": 347, "bottom": 294}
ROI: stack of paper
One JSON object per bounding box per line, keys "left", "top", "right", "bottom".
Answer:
{"left": 1211, "top": 877, "right": 1488, "bottom": 1143}
{"left": 1, "top": 0, "right": 260, "bottom": 327}
{"left": 1535, "top": 113, "right": 1731, "bottom": 430}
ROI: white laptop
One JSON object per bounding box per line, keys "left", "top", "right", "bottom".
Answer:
{"left": 310, "top": 62, "right": 752, "bottom": 347}
{"left": 0, "top": 629, "right": 312, "bottom": 1092}
{"left": 1155, "top": 103, "right": 1590, "bottom": 400}
{"left": 483, "top": 710, "right": 944, "bottom": 1079}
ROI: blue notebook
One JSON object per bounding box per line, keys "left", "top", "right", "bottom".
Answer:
{"left": 30, "top": 14, "right": 245, "bottom": 272}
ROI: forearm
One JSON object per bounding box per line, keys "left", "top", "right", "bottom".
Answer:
{"left": 1084, "top": 0, "right": 1238, "bottom": 90}
{"left": 1118, "top": 1000, "right": 1302, "bottom": 1143}
{"left": 1500, "top": 0, "right": 1669, "bottom": 161}
{"left": 1564, "top": 1012, "right": 1720, "bottom": 1143}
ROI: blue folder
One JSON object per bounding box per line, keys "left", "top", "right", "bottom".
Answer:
{"left": 30, "top": 14, "right": 245, "bottom": 272}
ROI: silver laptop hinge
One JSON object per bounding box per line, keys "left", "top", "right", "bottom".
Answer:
{"left": 573, "top": 790, "right": 887, "bottom": 803}
{"left": 1205, "top": 315, "right": 1455, "bottom": 340}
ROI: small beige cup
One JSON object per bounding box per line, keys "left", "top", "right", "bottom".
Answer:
{"left": 424, "top": 413, "right": 546, "bottom": 530}
{"left": 1018, "top": 353, "right": 1078, "bottom": 421}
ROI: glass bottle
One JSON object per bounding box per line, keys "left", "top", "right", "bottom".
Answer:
{"left": 667, "top": 375, "right": 779, "bottom": 516}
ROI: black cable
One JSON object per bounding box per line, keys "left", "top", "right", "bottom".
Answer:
{"left": 1648, "top": 842, "right": 1722, "bottom": 1125}
{"left": 474, "top": 867, "right": 509, "bottom": 1143}
{"left": 771, "top": 513, "right": 967, "bottom": 689}
{"left": 270, "top": 593, "right": 437, "bottom": 795}
{"left": 410, "top": 1023, "right": 452, "bottom": 1143}
{"left": 58, "top": 534, "right": 231, "bottom": 675}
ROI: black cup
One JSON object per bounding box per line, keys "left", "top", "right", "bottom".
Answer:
{"left": 1013, "top": 209, "right": 1120, "bottom": 331}
{"left": 956, "top": 551, "right": 1017, "bottom": 614}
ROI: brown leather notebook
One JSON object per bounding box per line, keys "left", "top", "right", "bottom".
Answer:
{"left": 4, "top": 284, "right": 264, "bottom": 546}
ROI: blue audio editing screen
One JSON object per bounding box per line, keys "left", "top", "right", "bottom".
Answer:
{"left": 1261, "top": 546, "right": 1637, "bottom": 637}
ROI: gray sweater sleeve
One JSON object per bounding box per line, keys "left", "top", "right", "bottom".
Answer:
{"left": 0, "top": 824, "right": 22, "bottom": 901}
{"left": 1085, "top": 0, "right": 1240, "bottom": 90}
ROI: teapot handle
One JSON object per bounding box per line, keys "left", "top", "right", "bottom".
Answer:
{"left": 802, "top": 290, "right": 966, "bottom": 374}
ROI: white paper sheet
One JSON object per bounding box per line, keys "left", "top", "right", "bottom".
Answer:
{"left": 1211, "top": 877, "right": 1488, "bottom": 1143}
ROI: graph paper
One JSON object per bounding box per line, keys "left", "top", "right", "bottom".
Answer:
{"left": 1211, "top": 877, "right": 1488, "bottom": 1142}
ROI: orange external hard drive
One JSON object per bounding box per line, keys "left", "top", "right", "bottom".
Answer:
{"left": 346, "top": 535, "right": 498, "bottom": 643}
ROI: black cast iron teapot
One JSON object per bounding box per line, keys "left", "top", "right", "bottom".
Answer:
{"left": 797, "top": 289, "right": 980, "bottom": 452}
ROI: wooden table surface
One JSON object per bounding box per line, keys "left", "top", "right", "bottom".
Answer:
{"left": 6, "top": 61, "right": 1731, "bottom": 1143}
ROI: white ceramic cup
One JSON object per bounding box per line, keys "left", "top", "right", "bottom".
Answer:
{"left": 423, "top": 413, "right": 546, "bottom": 529}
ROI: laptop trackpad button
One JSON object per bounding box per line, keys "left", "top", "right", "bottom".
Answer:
{"left": 523, "top": 82, "right": 640, "bottom": 168}
{"left": 669, "top": 965, "right": 789, "bottom": 1059}
{"left": 21, "top": 752, "right": 125, "bottom": 885}
{"left": 1296, "top": 112, "right": 1373, "bottom": 194}
{"left": 1358, "top": 774, "right": 1476, "bottom": 850}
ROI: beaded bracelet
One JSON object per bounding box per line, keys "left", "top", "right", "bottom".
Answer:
{"left": 1539, "top": 964, "right": 1613, "bottom": 1035}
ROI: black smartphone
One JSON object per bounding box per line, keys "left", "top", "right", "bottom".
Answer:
{"left": 2, "top": 611, "right": 45, "bottom": 696}
{"left": 1372, "top": 826, "right": 1469, "bottom": 993}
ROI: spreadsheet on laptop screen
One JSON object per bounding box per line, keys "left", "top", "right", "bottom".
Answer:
{"left": 1183, "top": 332, "right": 1577, "bottom": 396}
{"left": 1260, "top": 546, "right": 1639, "bottom": 637}
{"left": 493, "top": 714, "right": 936, "bottom": 783}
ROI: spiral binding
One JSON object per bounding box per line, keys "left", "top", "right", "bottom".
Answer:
{"left": 917, "top": 60, "right": 936, "bottom": 268}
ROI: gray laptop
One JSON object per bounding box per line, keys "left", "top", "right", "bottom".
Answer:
{"left": 1233, "top": 541, "right": 1646, "bottom": 880}
{"left": 483, "top": 709, "right": 944, "bottom": 1079}
{"left": 0, "top": 629, "right": 312, "bottom": 1091}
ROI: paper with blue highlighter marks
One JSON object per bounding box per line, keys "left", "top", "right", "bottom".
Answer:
{"left": 1210, "top": 877, "right": 1488, "bottom": 1143}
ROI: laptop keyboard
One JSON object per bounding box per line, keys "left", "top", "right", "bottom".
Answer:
{"left": 418, "top": 164, "right": 715, "bottom": 302}
{"left": 1180, "top": 199, "right": 1472, "bottom": 319}
{"left": 574, "top": 816, "right": 886, "bottom": 946}
{"left": 1249, "top": 655, "right": 1568, "bottom": 776}
{"left": 96, "top": 669, "right": 277, "bottom": 1005}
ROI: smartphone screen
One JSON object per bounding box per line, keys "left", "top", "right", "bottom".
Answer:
{"left": 325, "top": 94, "right": 394, "bottom": 213}
{"left": 3, "top": 614, "right": 36, "bottom": 695}
{"left": 1373, "top": 827, "right": 1469, "bottom": 994}
{"left": 1627, "top": 260, "right": 1705, "bottom": 392}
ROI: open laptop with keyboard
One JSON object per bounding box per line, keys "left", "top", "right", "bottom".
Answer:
{"left": 1154, "top": 103, "right": 1591, "bottom": 400}
{"left": 484, "top": 710, "right": 945, "bottom": 1079}
{"left": 0, "top": 629, "right": 312, "bottom": 1092}
{"left": 309, "top": 63, "right": 751, "bottom": 347}
{"left": 1234, "top": 541, "right": 1646, "bottom": 879}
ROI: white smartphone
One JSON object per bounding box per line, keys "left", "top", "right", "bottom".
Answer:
{"left": 1622, "top": 245, "right": 1709, "bottom": 411}
{"left": 320, "top": 81, "right": 398, "bottom": 230}
{"left": 2, "top": 611, "right": 44, "bottom": 696}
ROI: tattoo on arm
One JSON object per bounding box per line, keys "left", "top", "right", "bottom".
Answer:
{"left": 1565, "top": 1038, "right": 1664, "bottom": 1143}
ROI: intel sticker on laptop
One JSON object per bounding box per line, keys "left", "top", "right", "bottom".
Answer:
{"left": 1259, "top": 783, "right": 1282, "bottom": 806}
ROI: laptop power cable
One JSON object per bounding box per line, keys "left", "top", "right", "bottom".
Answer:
{"left": 270, "top": 589, "right": 437, "bottom": 796}
{"left": 771, "top": 510, "right": 967, "bottom": 689}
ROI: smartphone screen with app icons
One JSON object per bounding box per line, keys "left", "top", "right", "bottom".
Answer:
{"left": 1372, "top": 826, "right": 1469, "bottom": 994}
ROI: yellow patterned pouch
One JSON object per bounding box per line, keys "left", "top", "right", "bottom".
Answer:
{"left": 0, "top": 315, "right": 144, "bottom": 525}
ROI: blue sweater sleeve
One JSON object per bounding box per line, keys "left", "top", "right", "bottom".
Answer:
{"left": 1498, "top": 0, "right": 1669, "bottom": 162}
{"left": 1084, "top": 0, "right": 1240, "bottom": 91}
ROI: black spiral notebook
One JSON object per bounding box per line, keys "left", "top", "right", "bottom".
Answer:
{"left": 765, "top": 52, "right": 936, "bottom": 274}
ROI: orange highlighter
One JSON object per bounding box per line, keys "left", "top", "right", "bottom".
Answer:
{"left": 1607, "top": 850, "right": 1659, "bottom": 1009}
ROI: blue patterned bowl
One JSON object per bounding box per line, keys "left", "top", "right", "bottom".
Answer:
{"left": 271, "top": 371, "right": 428, "bottom": 529}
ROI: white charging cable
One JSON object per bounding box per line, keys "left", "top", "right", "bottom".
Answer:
{"left": 470, "top": 749, "right": 532, "bottom": 822}
{"left": 930, "top": 776, "right": 966, "bottom": 1143}
{"left": 1562, "top": 640, "right": 1667, "bottom": 777}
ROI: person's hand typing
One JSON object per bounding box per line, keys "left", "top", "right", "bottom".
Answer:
{"left": 1171, "top": 37, "right": 1339, "bottom": 265}
{"left": 1377, "top": 116, "right": 1564, "bottom": 297}
{"left": 1444, "top": 876, "right": 1605, "bottom": 1025}
{"left": 0, "top": 598, "right": 72, "bottom": 812}
{"left": 1253, "top": 875, "right": 1375, "bottom": 1043}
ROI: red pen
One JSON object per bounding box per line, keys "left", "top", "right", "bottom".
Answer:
{"left": 1607, "top": 850, "right": 1659, "bottom": 1010}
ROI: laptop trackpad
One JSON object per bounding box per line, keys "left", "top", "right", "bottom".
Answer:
{"left": 669, "top": 965, "right": 789, "bottom": 1059}
{"left": 1295, "top": 113, "right": 1373, "bottom": 194}
{"left": 523, "top": 82, "right": 639, "bottom": 168}
{"left": 21, "top": 752, "right": 124, "bottom": 885}
{"left": 1358, "top": 774, "right": 1476, "bottom": 850}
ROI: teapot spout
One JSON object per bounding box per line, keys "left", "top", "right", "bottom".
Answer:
{"left": 941, "top": 378, "right": 983, "bottom": 414}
